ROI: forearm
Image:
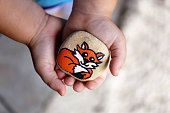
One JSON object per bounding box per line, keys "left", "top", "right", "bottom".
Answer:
{"left": 72, "top": 0, "right": 117, "bottom": 18}
{"left": 0, "top": 0, "right": 47, "bottom": 45}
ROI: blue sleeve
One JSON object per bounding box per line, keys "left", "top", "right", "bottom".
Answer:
{"left": 34, "top": 0, "right": 73, "bottom": 8}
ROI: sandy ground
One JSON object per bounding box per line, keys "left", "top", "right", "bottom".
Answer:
{"left": 44, "top": 0, "right": 170, "bottom": 113}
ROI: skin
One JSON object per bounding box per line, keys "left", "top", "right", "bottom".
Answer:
{"left": 0, "top": 0, "right": 126, "bottom": 96}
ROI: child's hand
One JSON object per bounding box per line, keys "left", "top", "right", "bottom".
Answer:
{"left": 28, "top": 15, "right": 67, "bottom": 96}
{"left": 0, "top": 0, "right": 125, "bottom": 96}
{"left": 60, "top": 12, "right": 126, "bottom": 92}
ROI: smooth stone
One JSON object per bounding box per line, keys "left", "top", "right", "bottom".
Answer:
{"left": 57, "top": 31, "right": 110, "bottom": 81}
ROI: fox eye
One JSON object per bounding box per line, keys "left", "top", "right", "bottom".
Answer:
{"left": 82, "top": 52, "right": 88, "bottom": 57}
{"left": 89, "top": 57, "right": 95, "bottom": 62}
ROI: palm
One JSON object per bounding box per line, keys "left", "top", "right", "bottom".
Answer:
{"left": 62, "top": 15, "right": 126, "bottom": 92}
{"left": 29, "top": 16, "right": 66, "bottom": 96}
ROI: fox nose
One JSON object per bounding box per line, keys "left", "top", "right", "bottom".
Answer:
{"left": 84, "top": 58, "right": 89, "bottom": 64}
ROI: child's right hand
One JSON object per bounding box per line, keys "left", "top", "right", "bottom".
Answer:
{"left": 28, "top": 15, "right": 67, "bottom": 96}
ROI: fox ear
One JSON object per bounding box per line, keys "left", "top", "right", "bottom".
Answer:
{"left": 77, "top": 44, "right": 81, "bottom": 50}
{"left": 81, "top": 42, "right": 89, "bottom": 49}
{"left": 97, "top": 52, "right": 105, "bottom": 60}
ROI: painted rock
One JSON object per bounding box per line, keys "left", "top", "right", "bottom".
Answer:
{"left": 57, "top": 31, "right": 110, "bottom": 81}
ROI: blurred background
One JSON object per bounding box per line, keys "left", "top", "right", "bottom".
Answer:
{"left": 0, "top": 0, "right": 170, "bottom": 113}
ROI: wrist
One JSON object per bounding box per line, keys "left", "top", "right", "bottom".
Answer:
{"left": 63, "top": 10, "right": 111, "bottom": 40}
{"left": 72, "top": 0, "right": 117, "bottom": 18}
{"left": 67, "top": 10, "right": 111, "bottom": 29}
{"left": 27, "top": 14, "right": 49, "bottom": 47}
{"left": 20, "top": 2, "right": 48, "bottom": 46}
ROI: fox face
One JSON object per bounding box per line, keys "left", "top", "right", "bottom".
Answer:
{"left": 74, "top": 42, "right": 104, "bottom": 69}
{"left": 57, "top": 41, "right": 105, "bottom": 80}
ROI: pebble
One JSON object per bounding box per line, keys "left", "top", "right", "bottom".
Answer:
{"left": 57, "top": 31, "right": 110, "bottom": 81}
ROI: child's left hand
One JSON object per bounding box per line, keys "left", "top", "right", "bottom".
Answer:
{"left": 58, "top": 11, "right": 126, "bottom": 92}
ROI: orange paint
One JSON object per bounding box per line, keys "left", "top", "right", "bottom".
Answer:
{"left": 57, "top": 42, "right": 105, "bottom": 80}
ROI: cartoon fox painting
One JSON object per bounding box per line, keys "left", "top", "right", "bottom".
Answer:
{"left": 57, "top": 42, "right": 105, "bottom": 80}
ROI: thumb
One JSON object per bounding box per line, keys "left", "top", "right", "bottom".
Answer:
{"left": 109, "top": 32, "right": 126, "bottom": 76}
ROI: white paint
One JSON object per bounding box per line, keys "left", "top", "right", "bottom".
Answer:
{"left": 73, "top": 65, "right": 88, "bottom": 73}
{"left": 73, "top": 50, "right": 84, "bottom": 64}
{"left": 83, "top": 62, "right": 97, "bottom": 69}
{"left": 73, "top": 49, "right": 98, "bottom": 69}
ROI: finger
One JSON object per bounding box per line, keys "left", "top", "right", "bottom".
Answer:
{"left": 73, "top": 81, "right": 85, "bottom": 92}
{"left": 46, "top": 75, "right": 66, "bottom": 96}
{"left": 64, "top": 76, "right": 75, "bottom": 86}
{"left": 37, "top": 64, "right": 66, "bottom": 96}
{"left": 42, "top": 71, "right": 66, "bottom": 96}
{"left": 55, "top": 67, "right": 66, "bottom": 80}
{"left": 110, "top": 32, "right": 126, "bottom": 76}
{"left": 85, "top": 68, "right": 108, "bottom": 90}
